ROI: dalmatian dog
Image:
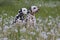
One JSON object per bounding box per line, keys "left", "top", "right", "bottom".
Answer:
{"left": 13, "top": 8, "right": 29, "bottom": 25}
{"left": 26, "top": 6, "right": 39, "bottom": 28}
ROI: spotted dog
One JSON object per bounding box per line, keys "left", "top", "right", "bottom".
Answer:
{"left": 13, "top": 8, "right": 29, "bottom": 25}
{"left": 26, "top": 6, "right": 39, "bottom": 28}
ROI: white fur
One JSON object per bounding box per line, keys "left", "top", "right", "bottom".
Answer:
{"left": 22, "top": 8, "right": 28, "bottom": 14}
{"left": 26, "top": 13, "right": 36, "bottom": 27}
{"left": 26, "top": 6, "right": 38, "bottom": 27}
{"left": 31, "top": 6, "right": 38, "bottom": 13}
{"left": 13, "top": 8, "right": 28, "bottom": 25}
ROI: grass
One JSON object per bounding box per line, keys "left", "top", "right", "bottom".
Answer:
{"left": 0, "top": 0, "right": 60, "bottom": 40}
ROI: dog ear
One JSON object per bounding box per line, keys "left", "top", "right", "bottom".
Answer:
{"left": 28, "top": 7, "right": 32, "bottom": 13}
{"left": 29, "top": 7, "right": 32, "bottom": 12}
{"left": 19, "top": 9, "right": 22, "bottom": 13}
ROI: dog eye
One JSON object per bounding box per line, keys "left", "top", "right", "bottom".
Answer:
{"left": 33, "top": 7, "right": 36, "bottom": 9}
{"left": 23, "top": 10, "right": 25, "bottom": 11}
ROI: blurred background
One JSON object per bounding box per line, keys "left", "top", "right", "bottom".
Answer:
{"left": 0, "top": 0, "right": 60, "bottom": 17}
{"left": 0, "top": 0, "right": 60, "bottom": 40}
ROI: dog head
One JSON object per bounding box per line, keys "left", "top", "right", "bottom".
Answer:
{"left": 19, "top": 8, "right": 29, "bottom": 14}
{"left": 30, "top": 6, "right": 39, "bottom": 13}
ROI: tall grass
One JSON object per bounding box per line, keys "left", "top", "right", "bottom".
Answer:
{"left": 0, "top": 0, "right": 60, "bottom": 40}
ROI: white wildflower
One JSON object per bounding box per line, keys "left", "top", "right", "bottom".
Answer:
{"left": 0, "top": 27, "right": 2, "bottom": 30}
{"left": 3, "top": 13, "right": 7, "bottom": 16}
{"left": 41, "top": 32, "right": 48, "bottom": 39}
{"left": 0, "top": 18, "right": 2, "bottom": 22}
{"left": 36, "top": 27, "right": 40, "bottom": 32}
{"left": 49, "top": 16, "right": 52, "bottom": 18}
{"left": 3, "top": 25, "right": 9, "bottom": 32}
{"left": 39, "top": 4, "right": 41, "bottom": 7}
{"left": 29, "top": 32, "right": 36, "bottom": 35}
{"left": 20, "top": 27, "right": 26, "bottom": 33}
{"left": 36, "top": 37, "right": 39, "bottom": 40}
{"left": 45, "top": 18, "right": 48, "bottom": 23}
{"left": 9, "top": 25, "right": 13, "bottom": 28}
{"left": 15, "top": 29, "right": 18, "bottom": 32}
{"left": 3, "top": 37, "right": 8, "bottom": 40}
{"left": 56, "top": 38, "right": 60, "bottom": 40}
{"left": 10, "top": 20, "right": 13, "bottom": 24}
{"left": 48, "top": 21, "right": 52, "bottom": 25}
{"left": 0, "top": 38, "right": 3, "bottom": 40}
{"left": 50, "top": 29, "right": 55, "bottom": 35}
{"left": 47, "top": 32, "right": 51, "bottom": 35}
{"left": 37, "top": 18, "right": 42, "bottom": 23}
{"left": 58, "top": 23, "right": 60, "bottom": 28}
{"left": 21, "top": 39, "right": 26, "bottom": 40}
{"left": 4, "top": 25, "right": 9, "bottom": 29}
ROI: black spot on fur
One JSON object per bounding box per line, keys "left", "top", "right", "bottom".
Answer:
{"left": 19, "top": 9, "right": 22, "bottom": 13}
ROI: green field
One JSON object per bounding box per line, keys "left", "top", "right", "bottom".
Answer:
{"left": 0, "top": 0, "right": 60, "bottom": 40}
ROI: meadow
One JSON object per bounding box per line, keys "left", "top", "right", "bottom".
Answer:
{"left": 0, "top": 0, "right": 60, "bottom": 40}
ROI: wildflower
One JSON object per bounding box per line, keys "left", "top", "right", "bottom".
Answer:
{"left": 0, "top": 27, "right": 2, "bottom": 30}
{"left": 28, "top": 32, "right": 36, "bottom": 35}
{"left": 15, "top": 29, "right": 18, "bottom": 32}
{"left": 40, "top": 32, "right": 48, "bottom": 39}
{"left": 3, "top": 37, "right": 8, "bottom": 40}
{"left": 58, "top": 23, "right": 60, "bottom": 28}
{"left": 0, "top": 18, "right": 2, "bottom": 22}
{"left": 21, "top": 39, "right": 26, "bottom": 40}
{"left": 20, "top": 27, "right": 26, "bottom": 33}
{"left": 56, "top": 38, "right": 60, "bottom": 40}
